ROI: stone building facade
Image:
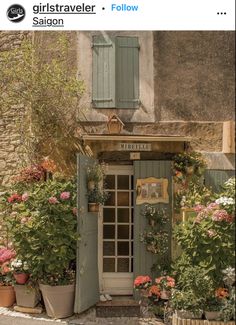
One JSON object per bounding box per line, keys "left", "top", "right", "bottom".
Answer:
{"left": 0, "top": 31, "right": 235, "bottom": 185}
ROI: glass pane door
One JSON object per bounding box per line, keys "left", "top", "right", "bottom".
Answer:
{"left": 100, "top": 166, "right": 134, "bottom": 295}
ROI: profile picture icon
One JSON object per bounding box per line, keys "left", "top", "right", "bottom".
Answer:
{"left": 7, "top": 4, "right": 26, "bottom": 23}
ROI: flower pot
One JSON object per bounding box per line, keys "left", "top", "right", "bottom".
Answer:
{"left": 88, "top": 180, "right": 96, "bottom": 191}
{"left": 140, "top": 289, "right": 150, "bottom": 297}
{"left": 88, "top": 203, "right": 99, "bottom": 213}
{"left": 14, "top": 285, "right": 40, "bottom": 308}
{"left": 160, "top": 290, "right": 171, "bottom": 300}
{"left": 205, "top": 311, "right": 221, "bottom": 320}
{"left": 39, "top": 283, "right": 75, "bottom": 319}
{"left": 185, "top": 166, "right": 195, "bottom": 175}
{"left": 176, "top": 310, "right": 202, "bottom": 319}
{"left": 0, "top": 285, "right": 16, "bottom": 307}
{"left": 13, "top": 273, "right": 29, "bottom": 285}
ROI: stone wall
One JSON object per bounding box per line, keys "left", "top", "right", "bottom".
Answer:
{"left": 154, "top": 31, "right": 235, "bottom": 122}
{"left": 0, "top": 31, "right": 32, "bottom": 187}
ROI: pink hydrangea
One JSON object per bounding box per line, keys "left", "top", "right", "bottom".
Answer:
{"left": 22, "top": 192, "right": 29, "bottom": 201}
{"left": 212, "top": 209, "right": 231, "bottom": 222}
{"left": 60, "top": 192, "right": 70, "bottom": 200}
{"left": 0, "top": 248, "right": 16, "bottom": 264}
{"left": 48, "top": 196, "right": 59, "bottom": 204}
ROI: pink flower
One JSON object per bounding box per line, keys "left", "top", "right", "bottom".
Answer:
{"left": 48, "top": 196, "right": 59, "bottom": 204}
{"left": 207, "top": 202, "right": 219, "bottom": 210}
{"left": 22, "top": 192, "right": 29, "bottom": 201}
{"left": 207, "top": 229, "right": 216, "bottom": 238}
{"left": 194, "top": 205, "right": 205, "bottom": 212}
{"left": 212, "top": 209, "right": 231, "bottom": 222}
{"left": 21, "top": 217, "right": 28, "bottom": 224}
{"left": 134, "top": 275, "right": 152, "bottom": 289}
{"left": 7, "top": 193, "right": 22, "bottom": 203}
{"left": 0, "top": 248, "right": 16, "bottom": 264}
{"left": 60, "top": 192, "right": 70, "bottom": 200}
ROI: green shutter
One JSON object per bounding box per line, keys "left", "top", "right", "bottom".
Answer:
{"left": 116, "top": 37, "right": 140, "bottom": 109}
{"left": 204, "top": 170, "right": 235, "bottom": 193}
{"left": 74, "top": 154, "right": 100, "bottom": 313}
{"left": 92, "top": 35, "right": 115, "bottom": 108}
{"left": 133, "top": 161, "right": 172, "bottom": 298}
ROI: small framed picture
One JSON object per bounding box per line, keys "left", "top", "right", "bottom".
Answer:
{"left": 136, "top": 177, "right": 169, "bottom": 205}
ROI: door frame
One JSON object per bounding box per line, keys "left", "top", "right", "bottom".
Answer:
{"left": 98, "top": 165, "right": 134, "bottom": 295}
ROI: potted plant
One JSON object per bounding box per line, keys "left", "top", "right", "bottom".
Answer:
{"left": 10, "top": 259, "right": 40, "bottom": 308}
{"left": 87, "top": 186, "right": 109, "bottom": 213}
{"left": 87, "top": 162, "right": 106, "bottom": 190}
{"left": 140, "top": 231, "right": 168, "bottom": 255}
{"left": 134, "top": 275, "right": 152, "bottom": 297}
{"left": 173, "top": 152, "right": 207, "bottom": 183}
{"left": 11, "top": 259, "right": 29, "bottom": 284}
{"left": 171, "top": 289, "right": 203, "bottom": 319}
{"left": 0, "top": 247, "right": 16, "bottom": 307}
{"left": 1, "top": 172, "right": 78, "bottom": 318}
{"left": 142, "top": 205, "right": 168, "bottom": 227}
{"left": 155, "top": 275, "right": 175, "bottom": 299}
{"left": 204, "top": 295, "right": 223, "bottom": 320}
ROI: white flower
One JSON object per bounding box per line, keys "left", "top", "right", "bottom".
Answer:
{"left": 216, "top": 196, "right": 235, "bottom": 205}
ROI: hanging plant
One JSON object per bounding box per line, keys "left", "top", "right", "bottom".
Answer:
{"left": 142, "top": 205, "right": 168, "bottom": 227}
{"left": 87, "top": 162, "right": 106, "bottom": 190}
{"left": 173, "top": 152, "right": 207, "bottom": 184}
{"left": 140, "top": 231, "right": 169, "bottom": 255}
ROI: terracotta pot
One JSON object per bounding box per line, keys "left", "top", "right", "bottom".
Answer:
{"left": 87, "top": 180, "right": 96, "bottom": 191}
{"left": 39, "top": 283, "right": 75, "bottom": 318}
{"left": 14, "top": 285, "right": 40, "bottom": 308}
{"left": 88, "top": 203, "right": 99, "bottom": 213}
{"left": 205, "top": 311, "right": 220, "bottom": 320}
{"left": 160, "top": 290, "right": 171, "bottom": 300}
{"left": 14, "top": 273, "right": 29, "bottom": 285}
{"left": 0, "top": 285, "right": 16, "bottom": 307}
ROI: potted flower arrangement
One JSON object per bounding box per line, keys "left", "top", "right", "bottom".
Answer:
{"left": 10, "top": 259, "right": 40, "bottom": 308}
{"left": 87, "top": 186, "right": 109, "bottom": 213}
{"left": 87, "top": 162, "right": 106, "bottom": 190}
{"left": 142, "top": 205, "right": 168, "bottom": 227}
{"left": 171, "top": 289, "right": 203, "bottom": 319}
{"left": 204, "top": 294, "right": 223, "bottom": 320}
{"left": 140, "top": 231, "right": 168, "bottom": 255}
{"left": 0, "top": 172, "right": 78, "bottom": 318}
{"left": 155, "top": 275, "right": 175, "bottom": 299}
{"left": 0, "top": 247, "right": 16, "bottom": 307}
{"left": 11, "top": 259, "right": 29, "bottom": 284}
{"left": 173, "top": 152, "right": 207, "bottom": 182}
{"left": 134, "top": 275, "right": 152, "bottom": 297}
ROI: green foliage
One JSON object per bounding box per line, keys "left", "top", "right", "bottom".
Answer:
{"left": 173, "top": 151, "right": 207, "bottom": 183}
{"left": 174, "top": 214, "right": 235, "bottom": 284}
{"left": 87, "top": 186, "right": 109, "bottom": 205}
{"left": 171, "top": 289, "right": 204, "bottom": 312}
{"left": 173, "top": 177, "right": 235, "bottom": 286}
{"left": 87, "top": 162, "right": 106, "bottom": 183}
{"left": 142, "top": 205, "right": 168, "bottom": 226}
{"left": 220, "top": 287, "right": 235, "bottom": 321}
{"left": 0, "top": 177, "right": 78, "bottom": 285}
{"left": 0, "top": 35, "right": 85, "bottom": 162}
{"left": 175, "top": 181, "right": 213, "bottom": 211}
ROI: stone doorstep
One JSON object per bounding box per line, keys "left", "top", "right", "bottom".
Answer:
{"left": 96, "top": 298, "right": 141, "bottom": 318}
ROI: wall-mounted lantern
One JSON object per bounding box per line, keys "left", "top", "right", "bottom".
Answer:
{"left": 107, "top": 114, "right": 124, "bottom": 134}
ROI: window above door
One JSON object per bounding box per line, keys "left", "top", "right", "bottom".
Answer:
{"left": 92, "top": 35, "right": 140, "bottom": 109}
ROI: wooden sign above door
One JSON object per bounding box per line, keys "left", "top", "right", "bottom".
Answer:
{"left": 118, "top": 143, "right": 152, "bottom": 151}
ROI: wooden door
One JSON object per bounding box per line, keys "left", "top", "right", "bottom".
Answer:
{"left": 74, "top": 154, "right": 100, "bottom": 313}
{"left": 133, "top": 161, "right": 173, "bottom": 283}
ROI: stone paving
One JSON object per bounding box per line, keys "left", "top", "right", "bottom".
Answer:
{"left": 0, "top": 307, "right": 165, "bottom": 325}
